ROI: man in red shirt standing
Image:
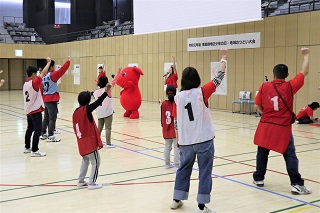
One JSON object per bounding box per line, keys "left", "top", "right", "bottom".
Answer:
{"left": 41, "top": 56, "right": 70, "bottom": 142}
{"left": 23, "top": 58, "right": 51, "bottom": 157}
{"left": 253, "top": 48, "right": 312, "bottom": 195}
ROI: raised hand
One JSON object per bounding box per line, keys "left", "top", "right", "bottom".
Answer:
{"left": 301, "top": 47, "right": 310, "bottom": 56}
{"left": 67, "top": 56, "right": 71, "bottom": 60}
{"left": 220, "top": 49, "right": 227, "bottom": 59}
{"left": 46, "top": 57, "right": 51, "bottom": 63}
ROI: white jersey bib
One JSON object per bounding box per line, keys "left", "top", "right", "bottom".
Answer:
{"left": 93, "top": 88, "right": 114, "bottom": 119}
{"left": 175, "top": 88, "right": 215, "bottom": 145}
{"left": 23, "top": 80, "right": 44, "bottom": 115}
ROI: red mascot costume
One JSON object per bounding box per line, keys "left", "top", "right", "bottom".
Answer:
{"left": 116, "top": 67, "right": 144, "bottom": 119}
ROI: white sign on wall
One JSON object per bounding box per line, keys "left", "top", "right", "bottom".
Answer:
{"left": 211, "top": 62, "right": 227, "bottom": 95}
{"left": 188, "top": 32, "right": 260, "bottom": 51}
{"left": 74, "top": 64, "right": 80, "bottom": 85}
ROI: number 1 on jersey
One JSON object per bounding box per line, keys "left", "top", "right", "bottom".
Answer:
{"left": 271, "top": 96, "right": 279, "bottom": 111}
{"left": 184, "top": 102, "right": 194, "bottom": 121}
{"left": 75, "top": 123, "right": 82, "bottom": 138}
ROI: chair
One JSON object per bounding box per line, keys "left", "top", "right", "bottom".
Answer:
{"left": 232, "top": 91, "right": 251, "bottom": 113}
{"left": 248, "top": 91, "right": 259, "bottom": 115}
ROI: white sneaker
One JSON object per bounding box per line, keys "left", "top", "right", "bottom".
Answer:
{"left": 105, "top": 144, "right": 116, "bottom": 149}
{"left": 164, "top": 165, "right": 173, "bottom": 169}
{"left": 40, "top": 134, "right": 47, "bottom": 140}
{"left": 54, "top": 129, "right": 60, "bottom": 134}
{"left": 88, "top": 183, "right": 103, "bottom": 190}
{"left": 102, "top": 141, "right": 106, "bottom": 145}
{"left": 174, "top": 167, "right": 179, "bottom": 172}
{"left": 195, "top": 206, "right": 216, "bottom": 213}
{"left": 77, "top": 181, "right": 88, "bottom": 187}
{"left": 31, "top": 150, "right": 46, "bottom": 157}
{"left": 170, "top": 200, "right": 183, "bottom": 209}
{"left": 47, "top": 136, "right": 61, "bottom": 142}
{"left": 23, "top": 148, "right": 31, "bottom": 153}
{"left": 253, "top": 180, "right": 264, "bottom": 187}
{"left": 291, "top": 185, "right": 312, "bottom": 195}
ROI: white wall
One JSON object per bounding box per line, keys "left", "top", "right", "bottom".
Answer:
{"left": 0, "top": 0, "right": 23, "bottom": 26}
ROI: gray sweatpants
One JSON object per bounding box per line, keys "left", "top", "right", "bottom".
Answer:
{"left": 98, "top": 115, "right": 113, "bottom": 145}
{"left": 78, "top": 150, "right": 101, "bottom": 185}
{"left": 164, "top": 138, "right": 180, "bottom": 167}
{"left": 42, "top": 102, "right": 58, "bottom": 136}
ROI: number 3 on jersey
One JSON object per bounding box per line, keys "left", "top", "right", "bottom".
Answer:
{"left": 165, "top": 111, "right": 171, "bottom": 124}
{"left": 75, "top": 123, "right": 82, "bottom": 138}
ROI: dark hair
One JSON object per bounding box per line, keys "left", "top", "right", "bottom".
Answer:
{"left": 273, "top": 64, "right": 288, "bottom": 79}
{"left": 98, "top": 66, "right": 103, "bottom": 69}
{"left": 26, "top": 66, "right": 38, "bottom": 77}
{"left": 49, "top": 60, "right": 55, "bottom": 69}
{"left": 78, "top": 91, "right": 91, "bottom": 106}
{"left": 181, "top": 67, "right": 201, "bottom": 91}
{"left": 97, "top": 76, "right": 108, "bottom": 88}
{"left": 166, "top": 85, "right": 176, "bottom": 102}
{"left": 308, "top": 102, "right": 320, "bottom": 110}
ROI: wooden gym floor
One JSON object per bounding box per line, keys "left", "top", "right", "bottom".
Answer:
{"left": 0, "top": 90, "right": 319, "bottom": 213}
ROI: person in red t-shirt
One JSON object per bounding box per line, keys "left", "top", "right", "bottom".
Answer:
{"left": 253, "top": 48, "right": 312, "bottom": 195}
{"left": 161, "top": 85, "right": 179, "bottom": 171}
{"left": 164, "top": 56, "right": 178, "bottom": 88}
{"left": 73, "top": 83, "right": 112, "bottom": 190}
{"left": 23, "top": 58, "right": 51, "bottom": 157}
{"left": 296, "top": 102, "right": 319, "bottom": 124}
{"left": 41, "top": 56, "right": 70, "bottom": 142}
{"left": 95, "top": 61, "right": 106, "bottom": 86}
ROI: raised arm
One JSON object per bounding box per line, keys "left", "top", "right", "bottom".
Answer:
{"left": 40, "top": 57, "right": 51, "bottom": 78}
{"left": 212, "top": 49, "right": 227, "bottom": 88}
{"left": 300, "top": 48, "right": 310, "bottom": 77}
{"left": 172, "top": 56, "right": 177, "bottom": 74}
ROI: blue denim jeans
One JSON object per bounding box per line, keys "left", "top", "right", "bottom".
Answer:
{"left": 173, "top": 139, "right": 214, "bottom": 204}
{"left": 253, "top": 134, "right": 304, "bottom": 186}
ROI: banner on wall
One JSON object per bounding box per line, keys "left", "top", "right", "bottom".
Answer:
{"left": 74, "top": 64, "right": 80, "bottom": 85}
{"left": 211, "top": 62, "right": 227, "bottom": 95}
{"left": 188, "top": 32, "right": 260, "bottom": 51}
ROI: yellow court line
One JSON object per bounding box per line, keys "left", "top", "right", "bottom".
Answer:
{"left": 285, "top": 203, "right": 320, "bottom": 213}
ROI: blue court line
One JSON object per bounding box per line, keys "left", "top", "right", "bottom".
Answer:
{"left": 135, "top": 146, "right": 164, "bottom": 152}
{"left": 1, "top": 110, "right": 319, "bottom": 209}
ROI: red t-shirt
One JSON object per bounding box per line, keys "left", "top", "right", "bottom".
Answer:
{"left": 296, "top": 106, "right": 313, "bottom": 119}
{"left": 166, "top": 73, "right": 178, "bottom": 88}
{"left": 161, "top": 100, "right": 175, "bottom": 139}
{"left": 96, "top": 71, "right": 106, "bottom": 84}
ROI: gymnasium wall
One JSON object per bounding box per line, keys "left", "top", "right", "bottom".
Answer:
{"left": 0, "top": 11, "right": 320, "bottom": 114}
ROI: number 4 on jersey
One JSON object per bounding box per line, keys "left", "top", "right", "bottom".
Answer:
{"left": 75, "top": 123, "right": 82, "bottom": 138}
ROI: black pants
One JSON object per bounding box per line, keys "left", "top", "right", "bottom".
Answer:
{"left": 25, "top": 112, "right": 42, "bottom": 152}
{"left": 297, "top": 117, "right": 314, "bottom": 124}
{"left": 253, "top": 134, "right": 304, "bottom": 186}
{"left": 42, "top": 102, "right": 58, "bottom": 136}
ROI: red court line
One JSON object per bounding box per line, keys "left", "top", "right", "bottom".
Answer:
{"left": 215, "top": 156, "right": 320, "bottom": 184}
{"left": 0, "top": 184, "right": 76, "bottom": 187}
